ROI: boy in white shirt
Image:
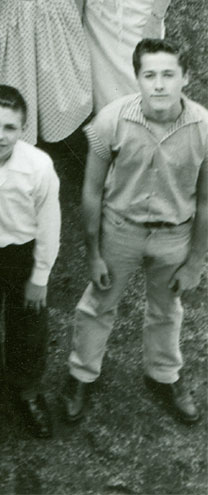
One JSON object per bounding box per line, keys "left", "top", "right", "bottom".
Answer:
{"left": 0, "top": 85, "right": 61, "bottom": 438}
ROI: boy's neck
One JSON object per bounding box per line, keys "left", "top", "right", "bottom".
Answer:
{"left": 142, "top": 101, "right": 183, "bottom": 126}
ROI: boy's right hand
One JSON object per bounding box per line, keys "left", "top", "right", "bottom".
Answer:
{"left": 88, "top": 256, "right": 112, "bottom": 291}
{"left": 24, "top": 281, "right": 47, "bottom": 312}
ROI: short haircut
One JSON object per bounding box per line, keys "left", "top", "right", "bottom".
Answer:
{"left": 133, "top": 38, "right": 189, "bottom": 77}
{"left": 0, "top": 85, "right": 27, "bottom": 125}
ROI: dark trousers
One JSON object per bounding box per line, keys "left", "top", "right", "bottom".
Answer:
{"left": 0, "top": 241, "right": 48, "bottom": 399}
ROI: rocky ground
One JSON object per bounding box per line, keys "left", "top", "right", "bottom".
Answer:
{"left": 0, "top": 0, "right": 207, "bottom": 494}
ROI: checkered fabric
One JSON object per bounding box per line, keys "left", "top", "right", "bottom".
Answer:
{"left": 0, "top": 0, "right": 92, "bottom": 144}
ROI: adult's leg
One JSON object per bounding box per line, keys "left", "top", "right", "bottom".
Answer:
{"left": 69, "top": 210, "right": 146, "bottom": 383}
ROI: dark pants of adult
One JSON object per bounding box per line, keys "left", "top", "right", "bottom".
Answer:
{"left": 0, "top": 241, "right": 48, "bottom": 400}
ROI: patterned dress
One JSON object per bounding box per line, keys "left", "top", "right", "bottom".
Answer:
{"left": 84, "top": 0, "right": 164, "bottom": 112}
{"left": 0, "top": 0, "right": 92, "bottom": 144}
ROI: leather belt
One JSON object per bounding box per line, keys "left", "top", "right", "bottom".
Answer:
{"left": 143, "top": 217, "right": 191, "bottom": 228}
{"left": 143, "top": 221, "right": 175, "bottom": 228}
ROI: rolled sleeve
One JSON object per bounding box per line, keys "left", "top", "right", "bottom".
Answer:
{"left": 83, "top": 101, "right": 120, "bottom": 161}
{"left": 84, "top": 123, "right": 112, "bottom": 161}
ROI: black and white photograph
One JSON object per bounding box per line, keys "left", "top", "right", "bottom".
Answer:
{"left": 0, "top": 1, "right": 207, "bottom": 494}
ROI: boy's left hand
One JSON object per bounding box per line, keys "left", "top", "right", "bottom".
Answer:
{"left": 24, "top": 281, "right": 47, "bottom": 312}
{"left": 168, "top": 262, "right": 202, "bottom": 297}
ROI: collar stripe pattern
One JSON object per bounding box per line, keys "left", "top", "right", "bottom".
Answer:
{"left": 122, "top": 94, "right": 203, "bottom": 140}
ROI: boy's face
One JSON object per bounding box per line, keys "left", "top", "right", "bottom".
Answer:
{"left": 137, "top": 51, "right": 189, "bottom": 116}
{"left": 0, "top": 106, "right": 23, "bottom": 165}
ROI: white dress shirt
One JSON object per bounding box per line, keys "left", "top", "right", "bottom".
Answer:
{"left": 0, "top": 140, "right": 61, "bottom": 285}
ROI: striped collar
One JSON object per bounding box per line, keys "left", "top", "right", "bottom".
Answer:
{"left": 122, "top": 94, "right": 203, "bottom": 133}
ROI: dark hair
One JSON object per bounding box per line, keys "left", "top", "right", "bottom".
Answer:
{"left": 0, "top": 85, "right": 27, "bottom": 125}
{"left": 133, "top": 39, "right": 189, "bottom": 77}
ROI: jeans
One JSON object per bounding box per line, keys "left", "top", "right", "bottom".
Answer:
{"left": 0, "top": 241, "right": 48, "bottom": 400}
{"left": 69, "top": 207, "right": 192, "bottom": 384}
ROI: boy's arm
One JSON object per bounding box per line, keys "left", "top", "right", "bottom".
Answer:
{"left": 24, "top": 162, "right": 61, "bottom": 311}
{"left": 143, "top": 0, "right": 171, "bottom": 38}
{"left": 169, "top": 156, "right": 208, "bottom": 296}
{"left": 82, "top": 147, "right": 111, "bottom": 290}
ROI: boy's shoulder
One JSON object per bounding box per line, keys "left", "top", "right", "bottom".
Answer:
{"left": 13, "top": 140, "right": 53, "bottom": 175}
{"left": 95, "top": 93, "right": 140, "bottom": 121}
{"left": 87, "top": 94, "right": 141, "bottom": 136}
{"left": 185, "top": 97, "right": 208, "bottom": 126}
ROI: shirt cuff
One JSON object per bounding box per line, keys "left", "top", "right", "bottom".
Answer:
{"left": 29, "top": 267, "right": 50, "bottom": 286}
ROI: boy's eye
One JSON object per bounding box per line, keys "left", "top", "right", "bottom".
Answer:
{"left": 5, "top": 126, "right": 16, "bottom": 131}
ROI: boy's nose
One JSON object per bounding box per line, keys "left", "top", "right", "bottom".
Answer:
{"left": 155, "top": 76, "right": 164, "bottom": 90}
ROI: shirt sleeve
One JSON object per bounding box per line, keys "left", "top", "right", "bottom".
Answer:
{"left": 30, "top": 159, "right": 61, "bottom": 286}
{"left": 84, "top": 101, "right": 118, "bottom": 161}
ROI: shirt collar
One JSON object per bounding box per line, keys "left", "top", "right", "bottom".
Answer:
{"left": 7, "top": 141, "right": 32, "bottom": 174}
{"left": 122, "top": 94, "right": 203, "bottom": 131}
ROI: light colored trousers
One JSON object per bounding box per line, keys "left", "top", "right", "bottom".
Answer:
{"left": 69, "top": 208, "right": 192, "bottom": 384}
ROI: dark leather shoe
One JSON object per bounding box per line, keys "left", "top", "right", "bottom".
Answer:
{"left": 61, "top": 375, "right": 90, "bottom": 422}
{"left": 144, "top": 375, "right": 199, "bottom": 424}
{"left": 20, "top": 394, "right": 52, "bottom": 438}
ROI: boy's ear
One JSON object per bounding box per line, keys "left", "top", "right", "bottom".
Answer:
{"left": 182, "top": 71, "right": 189, "bottom": 88}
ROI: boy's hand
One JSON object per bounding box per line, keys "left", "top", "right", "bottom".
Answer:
{"left": 24, "top": 281, "right": 47, "bottom": 312}
{"left": 168, "top": 262, "right": 202, "bottom": 297}
{"left": 88, "top": 255, "right": 112, "bottom": 291}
